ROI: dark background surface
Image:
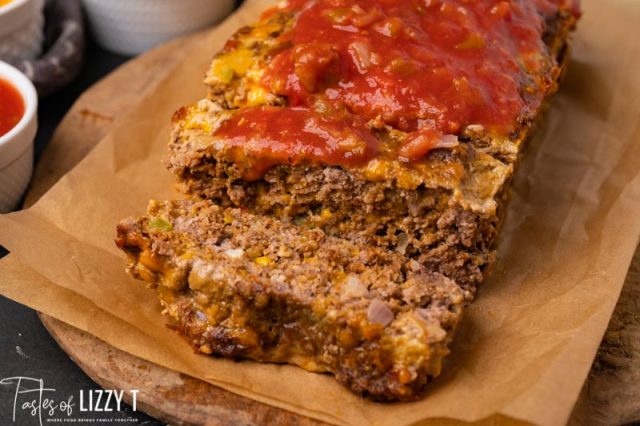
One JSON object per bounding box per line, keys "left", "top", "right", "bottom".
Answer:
{"left": 0, "top": 42, "right": 161, "bottom": 426}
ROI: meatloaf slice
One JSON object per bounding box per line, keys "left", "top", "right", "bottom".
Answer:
{"left": 116, "top": 200, "right": 465, "bottom": 400}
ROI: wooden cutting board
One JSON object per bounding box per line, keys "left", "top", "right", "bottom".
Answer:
{"left": 25, "top": 29, "right": 640, "bottom": 426}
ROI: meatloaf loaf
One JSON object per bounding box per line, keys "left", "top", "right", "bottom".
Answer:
{"left": 168, "top": 0, "right": 580, "bottom": 292}
{"left": 117, "top": 0, "right": 580, "bottom": 401}
{"left": 116, "top": 200, "right": 465, "bottom": 400}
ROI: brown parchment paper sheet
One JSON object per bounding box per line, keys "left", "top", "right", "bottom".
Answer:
{"left": 1, "top": 0, "right": 640, "bottom": 424}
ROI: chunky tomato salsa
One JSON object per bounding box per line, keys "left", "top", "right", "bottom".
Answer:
{"left": 214, "top": 105, "right": 380, "bottom": 179}
{"left": 215, "top": 0, "right": 580, "bottom": 172}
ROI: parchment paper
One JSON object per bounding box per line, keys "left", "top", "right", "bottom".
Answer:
{"left": 1, "top": 0, "right": 640, "bottom": 424}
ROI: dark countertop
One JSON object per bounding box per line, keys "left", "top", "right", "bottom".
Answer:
{"left": 0, "top": 43, "right": 161, "bottom": 425}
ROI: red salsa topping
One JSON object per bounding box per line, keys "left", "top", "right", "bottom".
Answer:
{"left": 214, "top": 106, "right": 379, "bottom": 180}
{"left": 217, "top": 0, "right": 579, "bottom": 173}
{"left": 0, "top": 79, "right": 25, "bottom": 137}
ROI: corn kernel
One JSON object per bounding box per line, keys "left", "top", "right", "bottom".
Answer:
{"left": 199, "top": 344, "right": 213, "bottom": 355}
{"left": 247, "top": 87, "right": 268, "bottom": 106}
{"left": 254, "top": 256, "right": 272, "bottom": 266}
{"left": 223, "top": 212, "right": 233, "bottom": 224}
{"left": 320, "top": 208, "right": 333, "bottom": 220}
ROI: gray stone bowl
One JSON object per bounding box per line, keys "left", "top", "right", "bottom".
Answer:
{"left": 9, "top": 0, "right": 85, "bottom": 96}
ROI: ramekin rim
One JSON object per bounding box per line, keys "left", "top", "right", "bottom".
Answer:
{"left": 0, "top": 60, "right": 38, "bottom": 149}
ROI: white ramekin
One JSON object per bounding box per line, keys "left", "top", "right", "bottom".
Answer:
{"left": 0, "top": 0, "right": 45, "bottom": 63}
{"left": 0, "top": 61, "right": 37, "bottom": 213}
{"left": 81, "top": 0, "right": 236, "bottom": 56}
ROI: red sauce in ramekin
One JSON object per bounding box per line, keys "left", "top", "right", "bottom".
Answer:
{"left": 0, "top": 79, "right": 25, "bottom": 137}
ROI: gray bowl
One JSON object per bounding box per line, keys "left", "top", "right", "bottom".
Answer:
{"left": 9, "top": 0, "right": 85, "bottom": 96}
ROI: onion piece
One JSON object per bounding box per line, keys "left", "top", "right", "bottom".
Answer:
{"left": 399, "top": 130, "right": 459, "bottom": 161}
{"left": 348, "top": 41, "right": 373, "bottom": 73}
{"left": 223, "top": 248, "right": 244, "bottom": 259}
{"left": 367, "top": 299, "right": 394, "bottom": 326}
{"left": 342, "top": 275, "right": 368, "bottom": 299}
{"left": 409, "top": 259, "right": 422, "bottom": 272}
{"left": 436, "top": 134, "right": 460, "bottom": 148}
{"left": 396, "top": 233, "right": 409, "bottom": 254}
{"left": 351, "top": 6, "right": 383, "bottom": 28}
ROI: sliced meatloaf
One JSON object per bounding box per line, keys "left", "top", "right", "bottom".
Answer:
{"left": 116, "top": 200, "right": 465, "bottom": 400}
{"left": 167, "top": 1, "right": 579, "bottom": 292}
{"left": 117, "top": 0, "right": 581, "bottom": 401}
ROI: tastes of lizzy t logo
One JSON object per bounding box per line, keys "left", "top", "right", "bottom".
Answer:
{"left": 0, "top": 376, "right": 139, "bottom": 425}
